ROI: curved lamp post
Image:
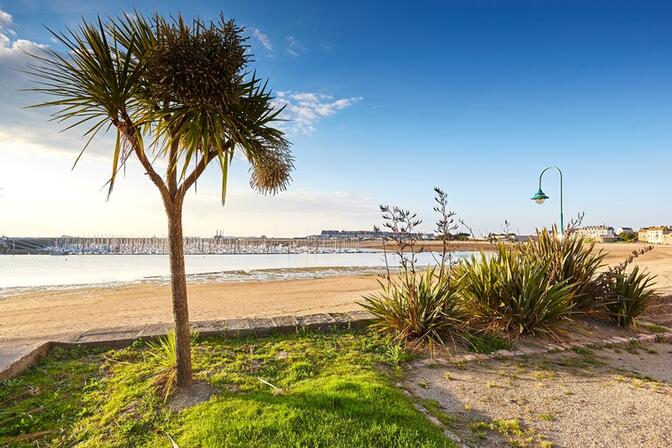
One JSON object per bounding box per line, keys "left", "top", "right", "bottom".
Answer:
{"left": 531, "top": 166, "right": 564, "bottom": 234}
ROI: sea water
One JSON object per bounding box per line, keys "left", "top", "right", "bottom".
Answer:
{"left": 0, "top": 251, "right": 470, "bottom": 293}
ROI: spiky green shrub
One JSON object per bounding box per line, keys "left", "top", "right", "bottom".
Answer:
{"left": 602, "top": 266, "right": 656, "bottom": 326}
{"left": 519, "top": 227, "right": 606, "bottom": 309}
{"left": 359, "top": 267, "right": 464, "bottom": 346}
{"left": 454, "top": 244, "right": 577, "bottom": 338}
{"left": 145, "top": 331, "right": 198, "bottom": 401}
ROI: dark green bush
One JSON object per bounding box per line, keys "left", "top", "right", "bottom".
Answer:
{"left": 601, "top": 266, "right": 656, "bottom": 326}
{"left": 359, "top": 267, "right": 464, "bottom": 346}
{"left": 453, "top": 245, "right": 577, "bottom": 338}
{"left": 519, "top": 227, "right": 606, "bottom": 309}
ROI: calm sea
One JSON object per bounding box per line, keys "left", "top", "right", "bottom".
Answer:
{"left": 0, "top": 252, "right": 468, "bottom": 292}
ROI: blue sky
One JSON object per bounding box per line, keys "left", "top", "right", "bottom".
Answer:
{"left": 0, "top": 0, "right": 671, "bottom": 237}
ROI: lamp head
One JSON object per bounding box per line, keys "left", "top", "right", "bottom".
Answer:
{"left": 531, "top": 189, "right": 549, "bottom": 205}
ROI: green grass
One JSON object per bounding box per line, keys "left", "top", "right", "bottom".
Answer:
{"left": 0, "top": 330, "right": 455, "bottom": 447}
{"left": 417, "top": 398, "right": 455, "bottom": 427}
{"left": 637, "top": 322, "right": 670, "bottom": 334}
{"left": 464, "top": 332, "right": 512, "bottom": 354}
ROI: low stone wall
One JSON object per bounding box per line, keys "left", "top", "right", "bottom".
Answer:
{"left": 0, "top": 311, "right": 374, "bottom": 381}
{"left": 5, "top": 312, "right": 671, "bottom": 382}
{"left": 409, "top": 329, "right": 672, "bottom": 369}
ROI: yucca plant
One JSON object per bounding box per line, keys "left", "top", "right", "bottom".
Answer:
{"left": 602, "top": 266, "right": 656, "bottom": 326}
{"left": 454, "top": 244, "right": 577, "bottom": 338}
{"left": 359, "top": 267, "right": 464, "bottom": 347}
{"left": 519, "top": 226, "right": 606, "bottom": 309}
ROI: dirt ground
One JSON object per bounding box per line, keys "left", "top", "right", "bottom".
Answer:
{"left": 407, "top": 340, "right": 672, "bottom": 448}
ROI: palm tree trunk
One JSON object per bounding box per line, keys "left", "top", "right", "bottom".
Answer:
{"left": 165, "top": 198, "right": 193, "bottom": 389}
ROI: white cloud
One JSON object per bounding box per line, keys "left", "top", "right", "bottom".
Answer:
{"left": 285, "top": 36, "right": 304, "bottom": 56}
{"left": 0, "top": 13, "right": 107, "bottom": 163}
{"left": 274, "top": 91, "right": 362, "bottom": 134}
{"left": 0, "top": 33, "right": 46, "bottom": 57}
{"left": 0, "top": 8, "right": 45, "bottom": 58}
{"left": 251, "top": 28, "right": 272, "bottom": 52}
{"left": 0, "top": 9, "right": 12, "bottom": 26}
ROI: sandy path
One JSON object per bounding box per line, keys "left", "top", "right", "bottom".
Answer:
{"left": 407, "top": 341, "right": 672, "bottom": 448}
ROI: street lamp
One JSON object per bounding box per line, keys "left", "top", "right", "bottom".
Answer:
{"left": 531, "top": 166, "right": 564, "bottom": 233}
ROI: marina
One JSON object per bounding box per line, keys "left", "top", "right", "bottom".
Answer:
{"left": 0, "top": 251, "right": 465, "bottom": 291}
{"left": 0, "top": 236, "right": 361, "bottom": 255}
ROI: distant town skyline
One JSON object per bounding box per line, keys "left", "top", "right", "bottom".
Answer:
{"left": 2, "top": 223, "right": 668, "bottom": 240}
{"left": 1, "top": 1, "right": 671, "bottom": 237}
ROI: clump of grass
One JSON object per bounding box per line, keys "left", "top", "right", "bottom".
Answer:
{"left": 637, "top": 322, "right": 669, "bottom": 334}
{"left": 383, "top": 341, "right": 413, "bottom": 365}
{"left": 601, "top": 266, "right": 656, "bottom": 327}
{"left": 521, "top": 226, "right": 606, "bottom": 309}
{"left": 361, "top": 192, "right": 466, "bottom": 349}
{"left": 531, "top": 370, "right": 556, "bottom": 381}
{"left": 469, "top": 418, "right": 540, "bottom": 446}
{"left": 360, "top": 267, "right": 465, "bottom": 348}
{"left": 469, "top": 421, "right": 490, "bottom": 433}
{"left": 464, "top": 331, "right": 512, "bottom": 354}
{"left": 145, "top": 331, "right": 179, "bottom": 402}
{"left": 145, "top": 330, "right": 198, "bottom": 402}
{"left": 418, "top": 398, "right": 455, "bottom": 426}
{"left": 491, "top": 418, "right": 525, "bottom": 437}
{"left": 453, "top": 245, "right": 577, "bottom": 339}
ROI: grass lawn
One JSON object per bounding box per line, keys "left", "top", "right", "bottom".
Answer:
{"left": 0, "top": 329, "right": 455, "bottom": 447}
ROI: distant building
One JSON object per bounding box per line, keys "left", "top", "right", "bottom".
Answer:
{"left": 616, "top": 227, "right": 634, "bottom": 235}
{"left": 638, "top": 226, "right": 672, "bottom": 245}
{"left": 488, "top": 233, "right": 519, "bottom": 242}
{"left": 516, "top": 235, "right": 536, "bottom": 242}
{"left": 316, "top": 230, "right": 435, "bottom": 240}
{"left": 574, "top": 226, "right": 618, "bottom": 242}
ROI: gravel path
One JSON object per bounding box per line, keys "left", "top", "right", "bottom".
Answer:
{"left": 406, "top": 341, "right": 672, "bottom": 448}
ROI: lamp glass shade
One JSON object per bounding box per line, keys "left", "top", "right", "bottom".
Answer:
{"left": 531, "top": 189, "right": 549, "bottom": 204}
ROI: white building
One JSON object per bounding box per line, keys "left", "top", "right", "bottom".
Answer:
{"left": 638, "top": 226, "right": 672, "bottom": 245}
{"left": 574, "top": 226, "right": 618, "bottom": 242}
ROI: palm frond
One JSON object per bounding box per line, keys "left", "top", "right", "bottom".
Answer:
{"left": 24, "top": 16, "right": 145, "bottom": 195}
{"left": 26, "top": 11, "right": 293, "bottom": 202}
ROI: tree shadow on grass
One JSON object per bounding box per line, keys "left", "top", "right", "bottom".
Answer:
{"left": 0, "top": 346, "right": 107, "bottom": 445}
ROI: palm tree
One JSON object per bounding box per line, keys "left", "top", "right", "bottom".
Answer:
{"left": 26, "top": 13, "right": 293, "bottom": 390}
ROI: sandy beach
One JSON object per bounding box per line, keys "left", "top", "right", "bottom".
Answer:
{"left": 0, "top": 275, "right": 379, "bottom": 346}
{"left": 1, "top": 242, "right": 671, "bottom": 350}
